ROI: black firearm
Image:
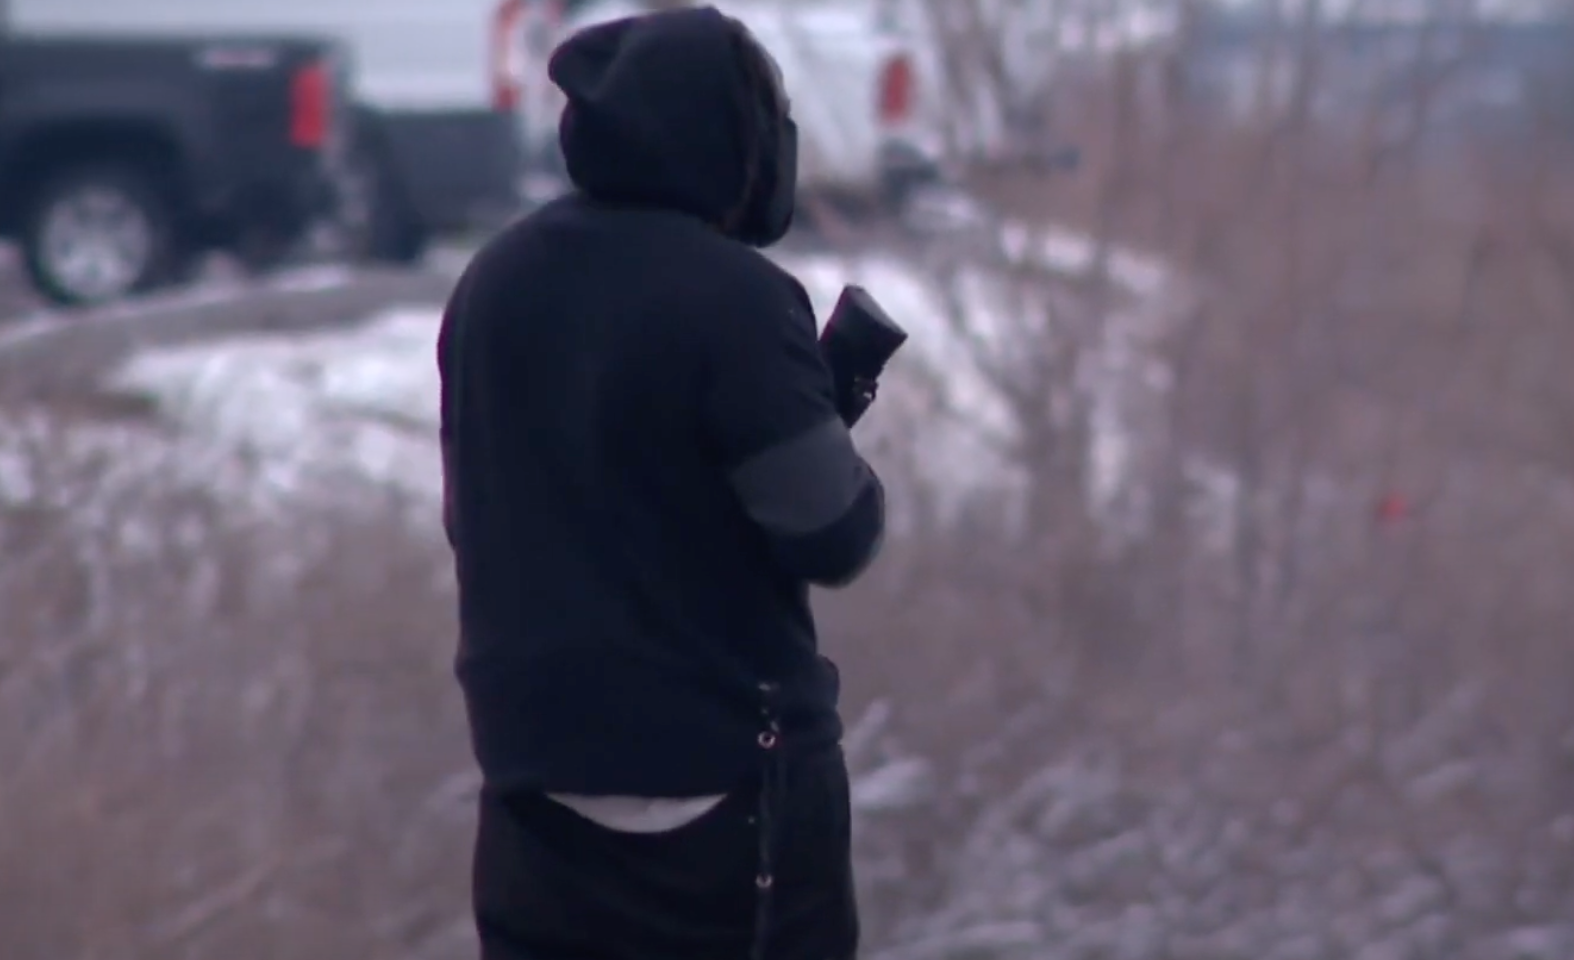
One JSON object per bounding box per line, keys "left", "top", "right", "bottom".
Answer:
{"left": 819, "top": 285, "right": 909, "bottom": 427}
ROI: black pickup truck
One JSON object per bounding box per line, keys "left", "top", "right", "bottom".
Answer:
{"left": 0, "top": 35, "right": 349, "bottom": 306}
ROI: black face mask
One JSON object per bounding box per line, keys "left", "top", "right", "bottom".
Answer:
{"left": 731, "top": 29, "right": 798, "bottom": 248}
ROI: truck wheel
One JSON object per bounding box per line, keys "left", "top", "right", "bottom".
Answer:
{"left": 339, "top": 147, "right": 429, "bottom": 267}
{"left": 20, "top": 164, "right": 183, "bottom": 307}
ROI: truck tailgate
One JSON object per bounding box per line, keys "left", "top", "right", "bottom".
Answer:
{"left": 536, "top": 0, "right": 928, "bottom": 192}
{"left": 725, "top": 1, "right": 910, "bottom": 188}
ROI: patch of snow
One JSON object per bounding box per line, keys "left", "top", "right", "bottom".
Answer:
{"left": 0, "top": 408, "right": 306, "bottom": 542}
{"left": 1001, "top": 222, "right": 1171, "bottom": 299}
{"left": 5, "top": 224, "right": 1184, "bottom": 552}
{"left": 1210, "top": 0, "right": 1564, "bottom": 25}
{"left": 425, "top": 243, "right": 478, "bottom": 283}
{"left": 851, "top": 757, "right": 934, "bottom": 812}
{"left": 89, "top": 257, "right": 1032, "bottom": 518}
{"left": 1501, "top": 925, "right": 1574, "bottom": 959}
{"left": 102, "top": 306, "right": 443, "bottom": 511}
{"left": 785, "top": 250, "right": 1025, "bottom": 505}
{"left": 788, "top": 224, "right": 1183, "bottom": 520}
{"left": 269, "top": 264, "right": 356, "bottom": 294}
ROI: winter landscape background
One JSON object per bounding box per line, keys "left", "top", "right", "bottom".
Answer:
{"left": 6, "top": 1, "right": 1574, "bottom": 958}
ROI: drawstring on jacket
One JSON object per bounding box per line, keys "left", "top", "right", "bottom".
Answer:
{"left": 751, "top": 680, "right": 784, "bottom": 960}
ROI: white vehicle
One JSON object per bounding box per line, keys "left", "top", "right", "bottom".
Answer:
{"left": 8, "top": 0, "right": 529, "bottom": 262}
{"left": 501, "top": 0, "right": 944, "bottom": 207}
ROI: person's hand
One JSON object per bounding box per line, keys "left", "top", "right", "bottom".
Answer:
{"left": 836, "top": 376, "right": 877, "bottom": 427}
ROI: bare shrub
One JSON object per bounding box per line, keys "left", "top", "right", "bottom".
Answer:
{"left": 0, "top": 405, "right": 928, "bottom": 960}
{"left": 819, "top": 1, "right": 1574, "bottom": 957}
{"left": 0, "top": 409, "right": 471, "bottom": 960}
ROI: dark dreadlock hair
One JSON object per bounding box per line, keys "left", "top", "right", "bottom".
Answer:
{"left": 719, "top": 18, "right": 789, "bottom": 234}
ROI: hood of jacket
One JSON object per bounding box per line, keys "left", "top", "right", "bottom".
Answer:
{"left": 547, "top": 5, "right": 796, "bottom": 246}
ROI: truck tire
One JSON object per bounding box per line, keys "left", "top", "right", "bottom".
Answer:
{"left": 340, "top": 141, "right": 430, "bottom": 267}
{"left": 19, "top": 163, "right": 186, "bottom": 307}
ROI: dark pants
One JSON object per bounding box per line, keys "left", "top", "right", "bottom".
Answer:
{"left": 472, "top": 746, "right": 859, "bottom": 960}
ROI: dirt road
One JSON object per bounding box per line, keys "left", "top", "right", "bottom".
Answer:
{"left": 0, "top": 255, "right": 463, "bottom": 404}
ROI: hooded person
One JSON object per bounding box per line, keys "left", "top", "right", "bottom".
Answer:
{"left": 436, "top": 7, "right": 885, "bottom": 960}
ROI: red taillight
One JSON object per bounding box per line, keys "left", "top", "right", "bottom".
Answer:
{"left": 491, "top": 0, "right": 565, "bottom": 112}
{"left": 491, "top": 0, "right": 526, "bottom": 111}
{"left": 290, "top": 61, "right": 331, "bottom": 149}
{"left": 878, "top": 53, "right": 913, "bottom": 125}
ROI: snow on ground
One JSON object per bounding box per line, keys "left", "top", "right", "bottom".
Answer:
{"left": 102, "top": 305, "right": 444, "bottom": 510}
{"left": 0, "top": 228, "right": 1179, "bottom": 536}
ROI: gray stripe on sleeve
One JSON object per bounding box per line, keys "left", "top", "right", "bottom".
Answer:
{"left": 728, "top": 416, "right": 872, "bottom": 536}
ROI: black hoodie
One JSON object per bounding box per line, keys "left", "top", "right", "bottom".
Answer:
{"left": 437, "top": 7, "right": 885, "bottom": 796}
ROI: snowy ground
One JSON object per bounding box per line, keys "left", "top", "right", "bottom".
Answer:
{"left": 0, "top": 227, "right": 1176, "bottom": 534}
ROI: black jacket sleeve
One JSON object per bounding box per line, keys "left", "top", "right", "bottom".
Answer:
{"left": 700, "top": 281, "right": 885, "bottom": 588}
